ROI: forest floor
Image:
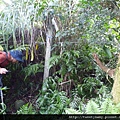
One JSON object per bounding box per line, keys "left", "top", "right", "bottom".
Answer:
{"left": 3, "top": 72, "right": 43, "bottom": 113}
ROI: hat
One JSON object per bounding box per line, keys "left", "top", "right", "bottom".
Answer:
{"left": 9, "top": 50, "right": 24, "bottom": 62}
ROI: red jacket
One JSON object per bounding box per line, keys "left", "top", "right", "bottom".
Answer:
{"left": 0, "top": 51, "right": 10, "bottom": 67}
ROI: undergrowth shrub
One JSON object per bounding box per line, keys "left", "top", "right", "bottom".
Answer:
{"left": 36, "top": 77, "right": 70, "bottom": 114}
{"left": 68, "top": 79, "right": 111, "bottom": 112}
{"left": 21, "top": 63, "right": 44, "bottom": 81}
{"left": 49, "top": 43, "right": 93, "bottom": 82}
{"left": 75, "top": 77, "right": 103, "bottom": 98}
{"left": 17, "top": 103, "right": 36, "bottom": 114}
{"left": 64, "top": 74, "right": 120, "bottom": 114}
{"left": 65, "top": 87, "right": 120, "bottom": 114}
{"left": 65, "top": 97, "right": 120, "bottom": 114}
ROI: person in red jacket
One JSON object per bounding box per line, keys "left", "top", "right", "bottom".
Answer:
{"left": 0, "top": 50, "right": 24, "bottom": 95}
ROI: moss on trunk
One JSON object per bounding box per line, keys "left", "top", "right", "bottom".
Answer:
{"left": 111, "top": 54, "right": 120, "bottom": 104}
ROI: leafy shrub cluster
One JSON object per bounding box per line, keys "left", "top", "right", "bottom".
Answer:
{"left": 36, "top": 77, "right": 70, "bottom": 114}
{"left": 0, "top": 0, "right": 119, "bottom": 115}
{"left": 65, "top": 98, "right": 120, "bottom": 114}
{"left": 0, "top": 42, "right": 114, "bottom": 114}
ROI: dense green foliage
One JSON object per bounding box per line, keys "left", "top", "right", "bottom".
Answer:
{"left": 0, "top": 0, "right": 120, "bottom": 114}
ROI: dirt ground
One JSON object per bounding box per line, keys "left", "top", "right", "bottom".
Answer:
{"left": 3, "top": 72, "right": 43, "bottom": 114}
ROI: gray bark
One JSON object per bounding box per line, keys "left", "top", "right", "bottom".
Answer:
{"left": 43, "top": 13, "right": 53, "bottom": 80}
{"left": 43, "top": 31, "right": 52, "bottom": 80}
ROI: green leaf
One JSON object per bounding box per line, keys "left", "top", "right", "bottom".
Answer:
{"left": 86, "top": 100, "right": 100, "bottom": 114}
{"left": 64, "top": 108, "right": 82, "bottom": 114}
{"left": 100, "top": 98, "right": 113, "bottom": 114}
{"left": 103, "top": 45, "right": 112, "bottom": 58}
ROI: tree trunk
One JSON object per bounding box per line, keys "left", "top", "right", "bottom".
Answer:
{"left": 111, "top": 54, "right": 120, "bottom": 104}
{"left": 43, "top": 31, "right": 52, "bottom": 80}
{"left": 43, "top": 13, "right": 53, "bottom": 80}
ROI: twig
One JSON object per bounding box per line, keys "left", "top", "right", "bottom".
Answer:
{"left": 59, "top": 80, "right": 72, "bottom": 85}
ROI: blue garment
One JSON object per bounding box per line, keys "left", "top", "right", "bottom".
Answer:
{"left": 9, "top": 50, "right": 24, "bottom": 62}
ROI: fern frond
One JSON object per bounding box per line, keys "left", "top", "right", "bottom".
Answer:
{"left": 86, "top": 100, "right": 100, "bottom": 114}
{"left": 49, "top": 55, "right": 60, "bottom": 69}
{"left": 17, "top": 103, "right": 36, "bottom": 114}
{"left": 70, "top": 95, "right": 81, "bottom": 109}
{"left": 65, "top": 108, "right": 82, "bottom": 114}
{"left": 100, "top": 98, "right": 113, "bottom": 114}
{"left": 60, "top": 92, "right": 69, "bottom": 105}
{"left": 22, "top": 63, "right": 43, "bottom": 80}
